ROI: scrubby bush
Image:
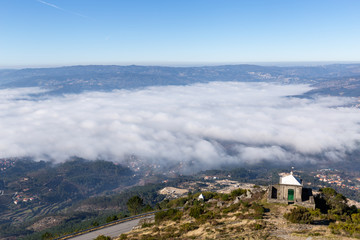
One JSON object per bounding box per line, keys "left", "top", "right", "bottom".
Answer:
{"left": 201, "top": 191, "right": 218, "bottom": 200}
{"left": 172, "top": 210, "right": 183, "bottom": 221}
{"left": 252, "top": 223, "right": 264, "bottom": 230}
{"left": 284, "top": 207, "right": 313, "bottom": 224}
{"left": 139, "top": 234, "right": 160, "bottom": 240}
{"left": 242, "top": 201, "right": 250, "bottom": 209}
{"left": 329, "top": 212, "right": 360, "bottom": 237}
{"left": 119, "top": 234, "right": 127, "bottom": 239}
{"left": 106, "top": 215, "right": 118, "bottom": 223}
{"left": 329, "top": 222, "right": 360, "bottom": 237}
{"left": 308, "top": 208, "right": 321, "bottom": 217}
{"left": 167, "top": 197, "right": 188, "bottom": 208}
{"left": 220, "top": 193, "right": 230, "bottom": 201}
{"left": 196, "top": 210, "right": 221, "bottom": 224}
{"left": 315, "top": 187, "right": 359, "bottom": 226}
{"left": 161, "top": 231, "right": 181, "bottom": 239}
{"left": 318, "top": 188, "right": 348, "bottom": 215}
{"left": 189, "top": 205, "right": 205, "bottom": 219}
{"left": 94, "top": 235, "right": 111, "bottom": 240}
{"left": 142, "top": 222, "right": 154, "bottom": 228}
{"left": 155, "top": 208, "right": 181, "bottom": 223}
{"left": 156, "top": 199, "right": 169, "bottom": 210}
{"left": 179, "top": 223, "right": 199, "bottom": 233}
{"left": 41, "top": 232, "right": 53, "bottom": 240}
{"left": 143, "top": 204, "right": 154, "bottom": 212}
{"left": 351, "top": 213, "right": 360, "bottom": 224}
{"left": 222, "top": 203, "right": 241, "bottom": 214}
{"left": 230, "top": 188, "right": 247, "bottom": 198}
{"left": 250, "top": 202, "right": 265, "bottom": 219}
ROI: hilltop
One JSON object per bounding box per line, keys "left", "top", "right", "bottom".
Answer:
{"left": 115, "top": 186, "right": 360, "bottom": 240}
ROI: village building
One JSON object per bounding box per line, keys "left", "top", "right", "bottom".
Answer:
{"left": 198, "top": 193, "right": 204, "bottom": 201}
{"left": 268, "top": 171, "right": 315, "bottom": 209}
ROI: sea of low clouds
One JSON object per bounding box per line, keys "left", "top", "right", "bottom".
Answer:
{"left": 0, "top": 82, "right": 359, "bottom": 171}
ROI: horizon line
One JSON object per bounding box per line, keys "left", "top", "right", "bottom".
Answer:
{"left": 1, "top": 60, "right": 360, "bottom": 70}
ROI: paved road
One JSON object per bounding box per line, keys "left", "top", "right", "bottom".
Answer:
{"left": 68, "top": 216, "right": 153, "bottom": 240}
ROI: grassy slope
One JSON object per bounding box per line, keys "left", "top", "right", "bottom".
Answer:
{"left": 118, "top": 189, "right": 359, "bottom": 240}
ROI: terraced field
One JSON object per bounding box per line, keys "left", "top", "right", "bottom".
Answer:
{"left": 1, "top": 202, "right": 70, "bottom": 224}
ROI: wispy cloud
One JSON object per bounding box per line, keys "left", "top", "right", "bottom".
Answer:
{"left": 37, "top": 0, "right": 88, "bottom": 18}
{"left": 37, "top": 0, "right": 61, "bottom": 10}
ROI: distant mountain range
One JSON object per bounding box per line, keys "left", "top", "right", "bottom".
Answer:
{"left": 0, "top": 64, "right": 360, "bottom": 96}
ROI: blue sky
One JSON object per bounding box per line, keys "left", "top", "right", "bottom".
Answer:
{"left": 1, "top": 0, "right": 360, "bottom": 67}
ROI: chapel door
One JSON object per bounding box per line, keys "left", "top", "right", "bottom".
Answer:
{"left": 288, "top": 189, "right": 294, "bottom": 201}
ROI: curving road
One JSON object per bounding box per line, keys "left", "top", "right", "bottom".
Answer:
{"left": 68, "top": 216, "right": 153, "bottom": 240}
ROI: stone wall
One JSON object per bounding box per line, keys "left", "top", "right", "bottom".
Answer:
{"left": 267, "top": 185, "right": 315, "bottom": 209}
{"left": 268, "top": 184, "right": 302, "bottom": 202}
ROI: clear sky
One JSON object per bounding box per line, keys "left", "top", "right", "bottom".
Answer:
{"left": 1, "top": 0, "right": 360, "bottom": 67}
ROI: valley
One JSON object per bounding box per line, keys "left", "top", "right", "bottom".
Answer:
{"left": 1, "top": 157, "right": 360, "bottom": 239}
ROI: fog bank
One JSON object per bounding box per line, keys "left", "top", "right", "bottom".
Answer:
{"left": 0, "top": 82, "right": 359, "bottom": 170}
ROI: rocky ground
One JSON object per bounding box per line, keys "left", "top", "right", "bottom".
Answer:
{"left": 159, "top": 179, "right": 267, "bottom": 199}
{"left": 26, "top": 216, "right": 67, "bottom": 232}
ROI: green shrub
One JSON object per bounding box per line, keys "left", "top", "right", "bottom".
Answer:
{"left": 318, "top": 188, "right": 348, "bottom": 215}
{"left": 163, "top": 225, "right": 177, "bottom": 232}
{"left": 329, "top": 222, "right": 360, "bottom": 237}
{"left": 168, "top": 197, "right": 188, "bottom": 208}
{"left": 252, "top": 223, "right": 264, "bottom": 230}
{"left": 250, "top": 203, "right": 265, "bottom": 219}
{"left": 41, "top": 232, "right": 53, "bottom": 240}
{"left": 308, "top": 232, "right": 322, "bottom": 236}
{"left": 106, "top": 215, "right": 118, "bottom": 223}
{"left": 157, "top": 199, "right": 169, "bottom": 209}
{"left": 202, "top": 191, "right": 218, "bottom": 200}
{"left": 161, "top": 231, "right": 181, "bottom": 239}
{"left": 242, "top": 201, "right": 250, "bottom": 209}
{"left": 94, "top": 235, "right": 111, "bottom": 240}
{"left": 284, "top": 207, "right": 313, "bottom": 224}
{"left": 119, "top": 234, "right": 127, "bottom": 239}
{"left": 197, "top": 210, "right": 217, "bottom": 224}
{"left": 189, "top": 205, "right": 205, "bottom": 219}
{"left": 328, "top": 212, "right": 360, "bottom": 237}
{"left": 140, "top": 234, "right": 160, "bottom": 240}
{"left": 171, "top": 211, "right": 183, "bottom": 221}
{"left": 142, "top": 222, "right": 154, "bottom": 228}
{"left": 179, "top": 223, "right": 199, "bottom": 233}
{"left": 220, "top": 194, "right": 230, "bottom": 201}
{"left": 222, "top": 203, "right": 240, "bottom": 214}
{"left": 309, "top": 208, "right": 321, "bottom": 217}
{"left": 155, "top": 208, "right": 181, "bottom": 223}
{"left": 230, "top": 188, "right": 247, "bottom": 198}
{"left": 143, "top": 204, "right": 153, "bottom": 212}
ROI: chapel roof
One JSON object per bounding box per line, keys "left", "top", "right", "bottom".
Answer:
{"left": 280, "top": 172, "right": 302, "bottom": 186}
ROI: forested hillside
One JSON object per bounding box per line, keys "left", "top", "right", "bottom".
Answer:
{"left": 1, "top": 64, "right": 360, "bottom": 95}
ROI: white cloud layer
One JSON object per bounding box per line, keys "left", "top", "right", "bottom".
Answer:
{"left": 0, "top": 82, "right": 359, "bottom": 170}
